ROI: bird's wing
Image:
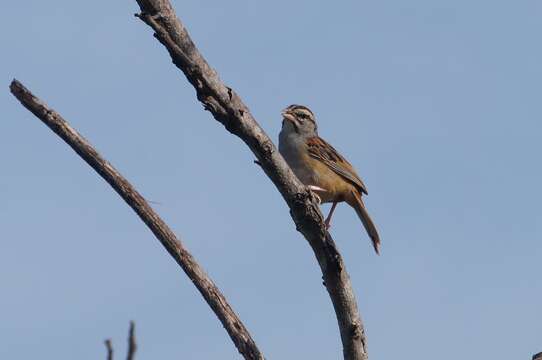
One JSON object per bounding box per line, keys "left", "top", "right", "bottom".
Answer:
{"left": 306, "top": 136, "right": 368, "bottom": 195}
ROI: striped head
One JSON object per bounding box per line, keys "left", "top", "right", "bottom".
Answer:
{"left": 281, "top": 104, "right": 318, "bottom": 136}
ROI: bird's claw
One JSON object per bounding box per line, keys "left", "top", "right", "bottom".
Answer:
{"left": 307, "top": 185, "right": 326, "bottom": 205}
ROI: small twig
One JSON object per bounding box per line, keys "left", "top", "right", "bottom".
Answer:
{"left": 126, "top": 321, "right": 137, "bottom": 360}
{"left": 9, "top": 79, "right": 264, "bottom": 360}
{"left": 105, "top": 339, "right": 114, "bottom": 360}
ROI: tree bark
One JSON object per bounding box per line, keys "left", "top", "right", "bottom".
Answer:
{"left": 10, "top": 80, "right": 264, "bottom": 360}
{"left": 133, "top": 1, "right": 369, "bottom": 359}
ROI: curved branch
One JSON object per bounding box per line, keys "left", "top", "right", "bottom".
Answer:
{"left": 133, "top": 1, "right": 369, "bottom": 359}
{"left": 9, "top": 80, "right": 264, "bottom": 360}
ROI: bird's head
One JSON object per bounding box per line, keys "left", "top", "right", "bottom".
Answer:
{"left": 281, "top": 104, "right": 318, "bottom": 136}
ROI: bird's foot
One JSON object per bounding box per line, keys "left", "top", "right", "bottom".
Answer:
{"left": 307, "top": 185, "right": 326, "bottom": 205}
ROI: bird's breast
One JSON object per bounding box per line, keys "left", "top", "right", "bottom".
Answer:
{"left": 279, "top": 130, "right": 351, "bottom": 203}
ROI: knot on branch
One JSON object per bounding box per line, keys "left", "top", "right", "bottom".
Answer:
{"left": 261, "top": 140, "right": 274, "bottom": 158}
{"left": 351, "top": 319, "right": 364, "bottom": 340}
{"left": 323, "top": 232, "right": 342, "bottom": 272}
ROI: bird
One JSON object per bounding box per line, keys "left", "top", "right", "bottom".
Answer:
{"left": 278, "top": 104, "right": 381, "bottom": 254}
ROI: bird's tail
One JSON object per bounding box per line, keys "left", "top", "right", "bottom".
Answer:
{"left": 347, "top": 191, "right": 381, "bottom": 255}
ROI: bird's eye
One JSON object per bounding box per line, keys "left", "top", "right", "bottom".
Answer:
{"left": 297, "top": 112, "right": 306, "bottom": 119}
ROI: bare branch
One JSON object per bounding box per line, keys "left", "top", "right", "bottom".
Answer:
{"left": 105, "top": 339, "right": 114, "bottom": 360}
{"left": 127, "top": 321, "right": 137, "bottom": 360}
{"left": 9, "top": 79, "right": 264, "bottom": 360}
{"left": 133, "top": 1, "right": 369, "bottom": 359}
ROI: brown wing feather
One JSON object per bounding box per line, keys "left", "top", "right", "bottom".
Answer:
{"left": 307, "top": 136, "right": 368, "bottom": 195}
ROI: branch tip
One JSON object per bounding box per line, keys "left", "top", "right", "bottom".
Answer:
{"left": 127, "top": 321, "right": 137, "bottom": 360}
{"left": 104, "top": 339, "right": 113, "bottom": 360}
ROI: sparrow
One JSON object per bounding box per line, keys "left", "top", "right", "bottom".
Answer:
{"left": 278, "top": 104, "right": 381, "bottom": 254}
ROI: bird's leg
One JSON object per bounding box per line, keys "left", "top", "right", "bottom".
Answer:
{"left": 324, "top": 202, "right": 338, "bottom": 230}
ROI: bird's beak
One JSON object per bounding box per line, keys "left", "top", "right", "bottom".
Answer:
{"left": 281, "top": 110, "right": 297, "bottom": 124}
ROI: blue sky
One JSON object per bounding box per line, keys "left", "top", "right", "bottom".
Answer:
{"left": 1, "top": 1, "right": 541, "bottom": 359}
